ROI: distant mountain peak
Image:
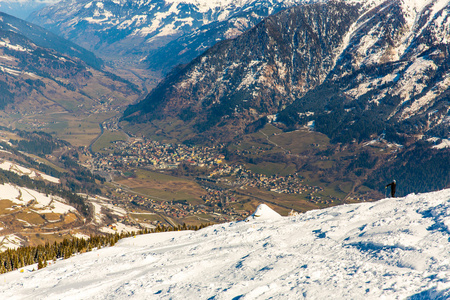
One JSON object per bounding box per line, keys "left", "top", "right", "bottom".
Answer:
{"left": 28, "top": 0, "right": 322, "bottom": 72}
{"left": 0, "top": 0, "right": 56, "bottom": 19}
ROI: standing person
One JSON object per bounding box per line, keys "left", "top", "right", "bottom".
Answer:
{"left": 385, "top": 180, "right": 396, "bottom": 197}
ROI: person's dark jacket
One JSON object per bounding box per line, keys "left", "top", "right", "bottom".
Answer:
{"left": 386, "top": 181, "right": 396, "bottom": 197}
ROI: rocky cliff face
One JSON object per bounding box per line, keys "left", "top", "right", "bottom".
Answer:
{"left": 124, "top": 0, "right": 450, "bottom": 144}
{"left": 282, "top": 0, "right": 450, "bottom": 143}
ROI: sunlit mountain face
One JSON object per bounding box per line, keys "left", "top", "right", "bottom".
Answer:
{"left": 0, "top": 11, "right": 140, "bottom": 120}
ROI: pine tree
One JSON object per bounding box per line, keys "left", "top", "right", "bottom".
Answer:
{"left": 38, "top": 256, "right": 44, "bottom": 270}
{"left": 64, "top": 248, "right": 72, "bottom": 259}
{"left": 0, "top": 264, "right": 6, "bottom": 274}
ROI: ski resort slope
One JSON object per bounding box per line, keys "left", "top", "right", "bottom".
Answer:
{"left": 2, "top": 190, "right": 450, "bottom": 299}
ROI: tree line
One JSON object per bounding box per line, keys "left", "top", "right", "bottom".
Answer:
{"left": 0, "top": 169, "right": 91, "bottom": 218}
{"left": 0, "top": 223, "right": 210, "bottom": 274}
{"left": 9, "top": 130, "right": 69, "bottom": 156}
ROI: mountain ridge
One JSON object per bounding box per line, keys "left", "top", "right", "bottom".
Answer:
{"left": 0, "top": 11, "right": 140, "bottom": 117}
{"left": 123, "top": 0, "right": 450, "bottom": 144}
{"left": 0, "top": 11, "right": 103, "bottom": 69}
{"left": 28, "top": 0, "right": 320, "bottom": 73}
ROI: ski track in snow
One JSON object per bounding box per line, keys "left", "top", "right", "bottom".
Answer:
{"left": 1, "top": 190, "right": 450, "bottom": 299}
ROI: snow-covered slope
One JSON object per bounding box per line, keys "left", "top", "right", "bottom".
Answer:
{"left": 0, "top": 160, "right": 60, "bottom": 183}
{"left": 330, "top": 0, "right": 450, "bottom": 127}
{"left": 2, "top": 189, "right": 450, "bottom": 299}
{"left": 0, "top": 181, "right": 80, "bottom": 250}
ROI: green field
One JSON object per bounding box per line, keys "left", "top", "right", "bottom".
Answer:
{"left": 135, "top": 169, "right": 191, "bottom": 182}
{"left": 226, "top": 123, "right": 388, "bottom": 205}
{"left": 247, "top": 162, "right": 297, "bottom": 177}
{"left": 91, "top": 130, "right": 128, "bottom": 153}
{"left": 130, "top": 213, "right": 165, "bottom": 223}
{"left": 231, "top": 124, "right": 330, "bottom": 156}
{"left": 2, "top": 109, "right": 122, "bottom": 148}
{"left": 116, "top": 169, "right": 206, "bottom": 205}
{"left": 122, "top": 117, "right": 195, "bottom": 144}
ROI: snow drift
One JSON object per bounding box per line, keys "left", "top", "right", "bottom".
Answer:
{"left": 2, "top": 189, "right": 450, "bottom": 299}
{"left": 245, "top": 203, "right": 282, "bottom": 221}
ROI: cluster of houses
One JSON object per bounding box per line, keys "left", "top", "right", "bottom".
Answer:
{"left": 96, "top": 138, "right": 323, "bottom": 198}
{"left": 111, "top": 189, "right": 247, "bottom": 224}
{"left": 307, "top": 195, "right": 338, "bottom": 205}
{"left": 234, "top": 172, "right": 323, "bottom": 195}
{"left": 83, "top": 137, "right": 330, "bottom": 223}
{"left": 107, "top": 139, "right": 226, "bottom": 169}
{"left": 201, "top": 186, "right": 239, "bottom": 206}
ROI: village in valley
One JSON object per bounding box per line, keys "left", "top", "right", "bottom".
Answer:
{"left": 81, "top": 136, "right": 326, "bottom": 226}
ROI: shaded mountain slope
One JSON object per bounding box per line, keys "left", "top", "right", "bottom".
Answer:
{"left": 28, "top": 0, "right": 319, "bottom": 72}
{"left": 0, "top": 12, "right": 139, "bottom": 114}
{"left": 124, "top": 0, "right": 450, "bottom": 145}
{"left": 123, "top": 1, "right": 362, "bottom": 141}
{"left": 0, "top": 11, "right": 102, "bottom": 69}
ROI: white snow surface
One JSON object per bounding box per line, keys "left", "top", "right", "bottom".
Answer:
{"left": 0, "top": 234, "right": 25, "bottom": 252}
{"left": 0, "top": 160, "right": 60, "bottom": 184}
{"left": 245, "top": 203, "right": 282, "bottom": 221}
{"left": 99, "top": 222, "right": 141, "bottom": 234}
{"left": 0, "top": 183, "right": 75, "bottom": 214}
{"left": 2, "top": 189, "right": 450, "bottom": 299}
{"left": 433, "top": 139, "right": 450, "bottom": 149}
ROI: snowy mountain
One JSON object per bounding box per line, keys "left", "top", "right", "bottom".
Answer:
{"left": 123, "top": 0, "right": 450, "bottom": 145}
{"left": 2, "top": 189, "right": 450, "bottom": 299}
{"left": 28, "top": 0, "right": 317, "bottom": 71}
